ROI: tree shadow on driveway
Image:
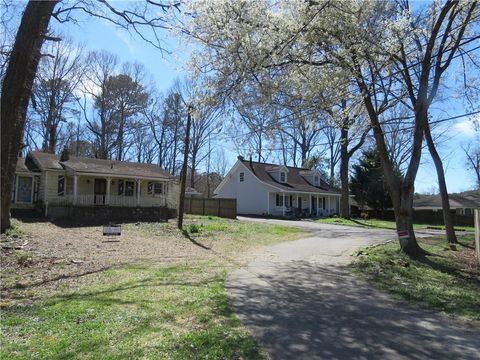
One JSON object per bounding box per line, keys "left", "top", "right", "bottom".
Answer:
{"left": 227, "top": 261, "right": 479, "bottom": 360}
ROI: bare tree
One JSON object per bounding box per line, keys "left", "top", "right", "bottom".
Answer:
{"left": 1, "top": 1, "right": 58, "bottom": 232}
{"left": 81, "top": 50, "right": 119, "bottom": 159}
{"left": 464, "top": 144, "right": 480, "bottom": 188}
{"left": 1, "top": 0, "right": 180, "bottom": 232}
{"left": 30, "top": 36, "right": 84, "bottom": 153}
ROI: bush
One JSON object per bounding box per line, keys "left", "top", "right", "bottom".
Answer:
{"left": 189, "top": 224, "right": 200, "bottom": 233}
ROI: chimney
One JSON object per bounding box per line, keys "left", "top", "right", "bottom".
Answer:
{"left": 60, "top": 148, "right": 70, "bottom": 161}
{"left": 237, "top": 155, "right": 244, "bottom": 161}
{"left": 249, "top": 155, "right": 252, "bottom": 167}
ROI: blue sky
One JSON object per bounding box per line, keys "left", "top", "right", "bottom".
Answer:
{"left": 48, "top": 6, "right": 478, "bottom": 194}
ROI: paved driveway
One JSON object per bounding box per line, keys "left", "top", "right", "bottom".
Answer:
{"left": 228, "top": 218, "right": 479, "bottom": 360}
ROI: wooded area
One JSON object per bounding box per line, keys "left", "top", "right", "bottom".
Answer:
{"left": 1, "top": 0, "right": 479, "bottom": 256}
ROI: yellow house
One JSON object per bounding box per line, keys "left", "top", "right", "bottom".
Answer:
{"left": 11, "top": 150, "right": 177, "bottom": 215}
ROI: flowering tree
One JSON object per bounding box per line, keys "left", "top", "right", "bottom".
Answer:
{"left": 183, "top": 0, "right": 479, "bottom": 255}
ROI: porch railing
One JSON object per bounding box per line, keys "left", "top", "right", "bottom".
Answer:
{"left": 50, "top": 194, "right": 167, "bottom": 207}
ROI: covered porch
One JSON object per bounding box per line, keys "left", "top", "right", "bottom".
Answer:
{"left": 266, "top": 191, "right": 340, "bottom": 218}
{"left": 50, "top": 173, "right": 171, "bottom": 208}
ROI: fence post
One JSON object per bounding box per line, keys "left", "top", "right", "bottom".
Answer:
{"left": 475, "top": 209, "right": 480, "bottom": 264}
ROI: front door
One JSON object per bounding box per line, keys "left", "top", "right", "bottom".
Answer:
{"left": 94, "top": 178, "right": 106, "bottom": 205}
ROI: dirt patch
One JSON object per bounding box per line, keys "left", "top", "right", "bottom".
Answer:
{"left": 1, "top": 219, "right": 215, "bottom": 305}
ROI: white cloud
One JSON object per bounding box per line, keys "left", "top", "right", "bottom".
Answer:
{"left": 453, "top": 118, "right": 478, "bottom": 137}
{"left": 115, "top": 29, "right": 136, "bottom": 55}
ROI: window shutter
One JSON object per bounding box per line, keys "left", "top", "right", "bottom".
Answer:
{"left": 33, "top": 176, "right": 39, "bottom": 202}
{"left": 147, "top": 182, "right": 153, "bottom": 195}
{"left": 57, "top": 175, "right": 65, "bottom": 196}
{"left": 276, "top": 194, "right": 279, "bottom": 206}
{"left": 118, "top": 180, "right": 124, "bottom": 195}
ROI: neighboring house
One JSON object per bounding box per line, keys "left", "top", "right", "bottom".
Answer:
{"left": 11, "top": 150, "right": 177, "bottom": 217}
{"left": 185, "top": 187, "right": 203, "bottom": 198}
{"left": 214, "top": 156, "right": 341, "bottom": 217}
{"left": 413, "top": 190, "right": 480, "bottom": 215}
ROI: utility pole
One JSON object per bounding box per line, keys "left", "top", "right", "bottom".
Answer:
{"left": 177, "top": 104, "right": 192, "bottom": 229}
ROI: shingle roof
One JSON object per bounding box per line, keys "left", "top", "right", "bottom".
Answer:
{"left": 240, "top": 159, "right": 340, "bottom": 194}
{"left": 29, "top": 151, "right": 172, "bottom": 180}
{"left": 30, "top": 151, "right": 63, "bottom": 170}
{"left": 16, "top": 158, "right": 33, "bottom": 173}
{"left": 413, "top": 191, "right": 480, "bottom": 209}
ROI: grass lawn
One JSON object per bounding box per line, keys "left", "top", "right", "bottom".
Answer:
{"left": 1, "top": 216, "right": 305, "bottom": 359}
{"left": 316, "top": 217, "right": 475, "bottom": 232}
{"left": 351, "top": 235, "right": 480, "bottom": 323}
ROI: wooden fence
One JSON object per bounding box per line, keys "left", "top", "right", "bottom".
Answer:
{"left": 475, "top": 209, "right": 479, "bottom": 264}
{"left": 184, "top": 198, "right": 237, "bottom": 219}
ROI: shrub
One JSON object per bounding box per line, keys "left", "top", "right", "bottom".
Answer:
{"left": 189, "top": 224, "right": 200, "bottom": 233}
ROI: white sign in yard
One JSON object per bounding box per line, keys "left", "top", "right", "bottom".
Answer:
{"left": 103, "top": 224, "right": 121, "bottom": 236}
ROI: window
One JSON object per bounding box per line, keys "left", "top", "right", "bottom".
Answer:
{"left": 280, "top": 172, "right": 286, "bottom": 182}
{"left": 148, "top": 182, "right": 163, "bottom": 195}
{"left": 314, "top": 176, "right": 319, "bottom": 186}
{"left": 125, "top": 181, "right": 135, "bottom": 196}
{"left": 57, "top": 175, "right": 65, "bottom": 196}
{"left": 239, "top": 172, "right": 245, "bottom": 182}
{"left": 276, "top": 194, "right": 284, "bottom": 206}
{"left": 276, "top": 194, "right": 290, "bottom": 207}
{"left": 154, "top": 183, "right": 163, "bottom": 194}
{"left": 17, "top": 176, "right": 33, "bottom": 203}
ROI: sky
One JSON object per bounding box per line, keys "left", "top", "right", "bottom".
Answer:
{"left": 35, "top": 3, "right": 480, "bottom": 194}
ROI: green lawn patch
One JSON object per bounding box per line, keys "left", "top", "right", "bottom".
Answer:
{"left": 316, "top": 217, "right": 474, "bottom": 232}
{"left": 351, "top": 235, "right": 480, "bottom": 323}
{"left": 1, "top": 216, "right": 305, "bottom": 359}
{"left": 1, "top": 263, "right": 262, "bottom": 360}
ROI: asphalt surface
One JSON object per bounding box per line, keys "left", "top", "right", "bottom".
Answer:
{"left": 227, "top": 217, "right": 480, "bottom": 360}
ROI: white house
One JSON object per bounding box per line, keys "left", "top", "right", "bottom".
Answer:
{"left": 214, "top": 156, "right": 341, "bottom": 217}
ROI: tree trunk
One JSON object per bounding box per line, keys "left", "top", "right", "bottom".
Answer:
{"left": 1, "top": 0, "right": 58, "bottom": 233}
{"left": 190, "top": 150, "right": 196, "bottom": 189}
{"left": 177, "top": 106, "right": 192, "bottom": 230}
{"left": 356, "top": 76, "right": 425, "bottom": 256}
{"left": 396, "top": 186, "right": 425, "bottom": 256}
{"left": 339, "top": 127, "right": 350, "bottom": 218}
{"left": 424, "top": 124, "right": 457, "bottom": 245}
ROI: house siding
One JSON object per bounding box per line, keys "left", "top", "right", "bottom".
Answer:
{"left": 44, "top": 170, "right": 65, "bottom": 203}
{"left": 216, "top": 163, "right": 275, "bottom": 215}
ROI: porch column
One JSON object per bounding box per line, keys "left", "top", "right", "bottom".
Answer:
{"left": 106, "top": 177, "right": 111, "bottom": 205}
{"left": 73, "top": 175, "right": 78, "bottom": 205}
{"left": 266, "top": 192, "right": 270, "bottom": 215}
{"left": 136, "top": 179, "right": 141, "bottom": 206}
{"left": 317, "top": 195, "right": 319, "bottom": 217}
{"left": 282, "top": 192, "right": 286, "bottom": 217}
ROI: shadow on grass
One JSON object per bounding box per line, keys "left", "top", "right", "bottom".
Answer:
{"left": 1, "top": 264, "right": 263, "bottom": 359}
{"left": 349, "top": 218, "right": 396, "bottom": 230}
{"left": 181, "top": 230, "right": 212, "bottom": 250}
{"left": 416, "top": 254, "right": 479, "bottom": 281}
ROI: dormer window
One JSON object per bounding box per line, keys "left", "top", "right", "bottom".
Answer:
{"left": 280, "top": 172, "right": 286, "bottom": 183}
{"left": 239, "top": 172, "right": 245, "bottom": 182}
{"left": 314, "top": 176, "right": 319, "bottom": 186}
